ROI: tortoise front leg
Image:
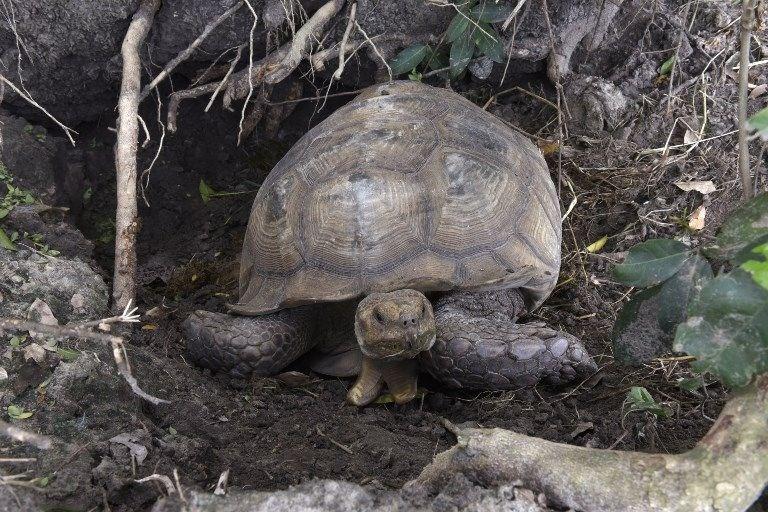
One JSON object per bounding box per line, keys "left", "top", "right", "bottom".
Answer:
{"left": 182, "top": 307, "right": 318, "bottom": 379}
{"left": 347, "top": 357, "right": 418, "bottom": 406}
{"left": 421, "top": 290, "right": 597, "bottom": 389}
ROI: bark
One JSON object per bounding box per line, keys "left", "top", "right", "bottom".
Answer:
{"left": 412, "top": 375, "right": 768, "bottom": 512}
{"left": 738, "top": 0, "right": 757, "bottom": 200}
{"left": 113, "top": 0, "right": 161, "bottom": 312}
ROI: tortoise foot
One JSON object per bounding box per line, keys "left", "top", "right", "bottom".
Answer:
{"left": 347, "top": 357, "right": 419, "bottom": 406}
{"left": 422, "top": 312, "right": 597, "bottom": 390}
{"left": 182, "top": 308, "right": 316, "bottom": 379}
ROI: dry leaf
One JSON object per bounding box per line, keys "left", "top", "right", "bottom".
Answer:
{"left": 23, "top": 343, "right": 47, "bottom": 364}
{"left": 569, "top": 421, "right": 594, "bottom": 439}
{"left": 674, "top": 180, "right": 716, "bottom": 195}
{"left": 688, "top": 205, "right": 706, "bottom": 231}
{"left": 750, "top": 83, "right": 768, "bottom": 99}
{"left": 141, "top": 324, "right": 158, "bottom": 331}
{"left": 683, "top": 128, "right": 700, "bottom": 145}
{"left": 26, "top": 299, "right": 58, "bottom": 340}
{"left": 586, "top": 235, "right": 608, "bottom": 253}
{"left": 0, "top": 367, "right": 8, "bottom": 381}
{"left": 274, "top": 371, "right": 314, "bottom": 387}
{"left": 109, "top": 433, "right": 148, "bottom": 464}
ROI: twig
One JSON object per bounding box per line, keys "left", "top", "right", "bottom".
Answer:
{"left": 333, "top": 3, "right": 357, "bottom": 80}
{"left": 167, "top": 82, "right": 219, "bottom": 133}
{"left": 0, "top": 316, "right": 169, "bottom": 405}
{"left": 237, "top": 0, "right": 259, "bottom": 146}
{"left": 214, "top": 469, "right": 230, "bottom": 495}
{"left": 135, "top": 474, "right": 176, "bottom": 495}
{"left": 139, "top": 1, "right": 245, "bottom": 101}
{"left": 140, "top": 89, "right": 166, "bottom": 207}
{"left": 0, "top": 74, "right": 77, "bottom": 146}
{"left": 316, "top": 426, "right": 354, "bottom": 454}
{"left": 205, "top": 44, "right": 246, "bottom": 112}
{"left": 113, "top": 0, "right": 161, "bottom": 312}
{"left": 738, "top": 0, "right": 757, "bottom": 200}
{"left": 354, "top": 20, "right": 392, "bottom": 81}
{"left": 0, "top": 420, "right": 53, "bottom": 450}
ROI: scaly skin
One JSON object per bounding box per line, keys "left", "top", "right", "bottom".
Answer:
{"left": 183, "top": 307, "right": 318, "bottom": 379}
{"left": 420, "top": 290, "right": 597, "bottom": 389}
{"left": 182, "top": 289, "right": 597, "bottom": 396}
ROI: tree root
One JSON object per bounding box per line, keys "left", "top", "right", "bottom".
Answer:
{"left": 113, "top": 0, "right": 161, "bottom": 312}
{"left": 411, "top": 375, "right": 768, "bottom": 512}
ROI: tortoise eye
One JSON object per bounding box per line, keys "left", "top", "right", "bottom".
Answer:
{"left": 374, "top": 310, "right": 384, "bottom": 323}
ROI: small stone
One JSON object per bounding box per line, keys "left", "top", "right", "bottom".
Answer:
{"left": 23, "top": 343, "right": 47, "bottom": 364}
{"left": 70, "top": 293, "right": 86, "bottom": 309}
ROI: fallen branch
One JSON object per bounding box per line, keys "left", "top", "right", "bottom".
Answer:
{"left": 139, "top": 1, "right": 245, "bottom": 101}
{"left": 113, "top": 0, "right": 161, "bottom": 312}
{"left": 0, "top": 316, "right": 169, "bottom": 406}
{"left": 0, "top": 420, "right": 53, "bottom": 450}
{"left": 412, "top": 375, "right": 768, "bottom": 512}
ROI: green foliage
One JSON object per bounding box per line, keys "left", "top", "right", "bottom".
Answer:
{"left": 707, "top": 193, "right": 768, "bottom": 260}
{"left": 612, "top": 193, "right": 768, "bottom": 388}
{"left": 56, "top": 347, "right": 81, "bottom": 362}
{"left": 199, "top": 179, "right": 217, "bottom": 204}
{"left": 622, "top": 387, "right": 669, "bottom": 422}
{"left": 674, "top": 271, "right": 768, "bottom": 388}
{"left": 658, "top": 56, "right": 675, "bottom": 76}
{"left": 390, "top": 44, "right": 430, "bottom": 76}
{"left": 747, "top": 106, "right": 768, "bottom": 141}
{"left": 0, "top": 227, "right": 16, "bottom": 251}
{"left": 741, "top": 242, "right": 768, "bottom": 290}
{"left": 388, "top": 1, "right": 510, "bottom": 79}
{"left": 7, "top": 404, "right": 33, "bottom": 420}
{"left": 612, "top": 239, "right": 691, "bottom": 287}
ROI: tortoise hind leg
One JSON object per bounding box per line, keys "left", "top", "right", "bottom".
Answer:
{"left": 182, "top": 307, "right": 318, "bottom": 379}
{"left": 421, "top": 290, "right": 597, "bottom": 389}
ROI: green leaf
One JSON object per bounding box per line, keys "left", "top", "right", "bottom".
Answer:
{"left": 674, "top": 270, "right": 768, "bottom": 388}
{"left": 471, "top": 1, "right": 514, "bottom": 22}
{"left": 613, "top": 239, "right": 691, "bottom": 287}
{"left": 198, "top": 179, "right": 216, "bottom": 204}
{"left": 658, "top": 56, "right": 675, "bottom": 76}
{"left": 656, "top": 255, "right": 713, "bottom": 332}
{"left": 612, "top": 286, "right": 667, "bottom": 364}
{"left": 390, "top": 44, "right": 430, "bottom": 76}
{"left": 425, "top": 47, "right": 450, "bottom": 72}
{"left": 446, "top": 12, "right": 471, "bottom": 42}
{"left": 449, "top": 30, "right": 475, "bottom": 78}
{"left": 7, "top": 404, "right": 33, "bottom": 419}
{"left": 471, "top": 21, "right": 505, "bottom": 63}
{"left": 741, "top": 242, "right": 768, "bottom": 290}
{"left": 708, "top": 192, "right": 768, "bottom": 260}
{"left": 747, "top": 106, "right": 768, "bottom": 140}
{"left": 623, "top": 386, "right": 669, "bottom": 419}
{"left": 0, "top": 227, "right": 17, "bottom": 251}
{"left": 612, "top": 255, "right": 712, "bottom": 365}
{"left": 56, "top": 347, "right": 80, "bottom": 362}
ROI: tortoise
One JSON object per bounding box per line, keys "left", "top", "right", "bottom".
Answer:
{"left": 182, "top": 80, "right": 596, "bottom": 405}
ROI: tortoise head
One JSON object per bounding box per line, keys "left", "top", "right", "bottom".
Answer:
{"left": 354, "top": 289, "right": 436, "bottom": 360}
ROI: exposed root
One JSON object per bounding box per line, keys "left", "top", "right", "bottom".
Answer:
{"left": 167, "top": 82, "right": 219, "bottom": 133}
{"left": 222, "top": 0, "right": 343, "bottom": 107}
{"left": 0, "top": 74, "right": 77, "bottom": 146}
{"left": 113, "top": 0, "right": 161, "bottom": 312}
{"left": 411, "top": 376, "right": 768, "bottom": 512}
{"left": 332, "top": 2, "right": 356, "bottom": 80}
{"left": 139, "top": 1, "right": 245, "bottom": 102}
{"left": 0, "top": 315, "right": 169, "bottom": 406}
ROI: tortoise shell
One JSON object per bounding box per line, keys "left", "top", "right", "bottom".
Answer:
{"left": 231, "top": 81, "right": 561, "bottom": 315}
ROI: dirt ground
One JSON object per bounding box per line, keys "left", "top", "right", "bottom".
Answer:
{"left": 2, "top": 1, "right": 767, "bottom": 510}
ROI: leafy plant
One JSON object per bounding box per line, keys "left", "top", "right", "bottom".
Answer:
{"left": 388, "top": 0, "right": 509, "bottom": 79}
{"left": 7, "top": 404, "right": 33, "bottom": 420}
{"left": 622, "top": 386, "right": 669, "bottom": 424}
{"left": 612, "top": 193, "right": 768, "bottom": 387}
{"left": 747, "top": 105, "right": 768, "bottom": 141}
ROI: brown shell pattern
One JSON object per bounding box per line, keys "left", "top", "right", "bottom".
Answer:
{"left": 231, "top": 81, "right": 561, "bottom": 315}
